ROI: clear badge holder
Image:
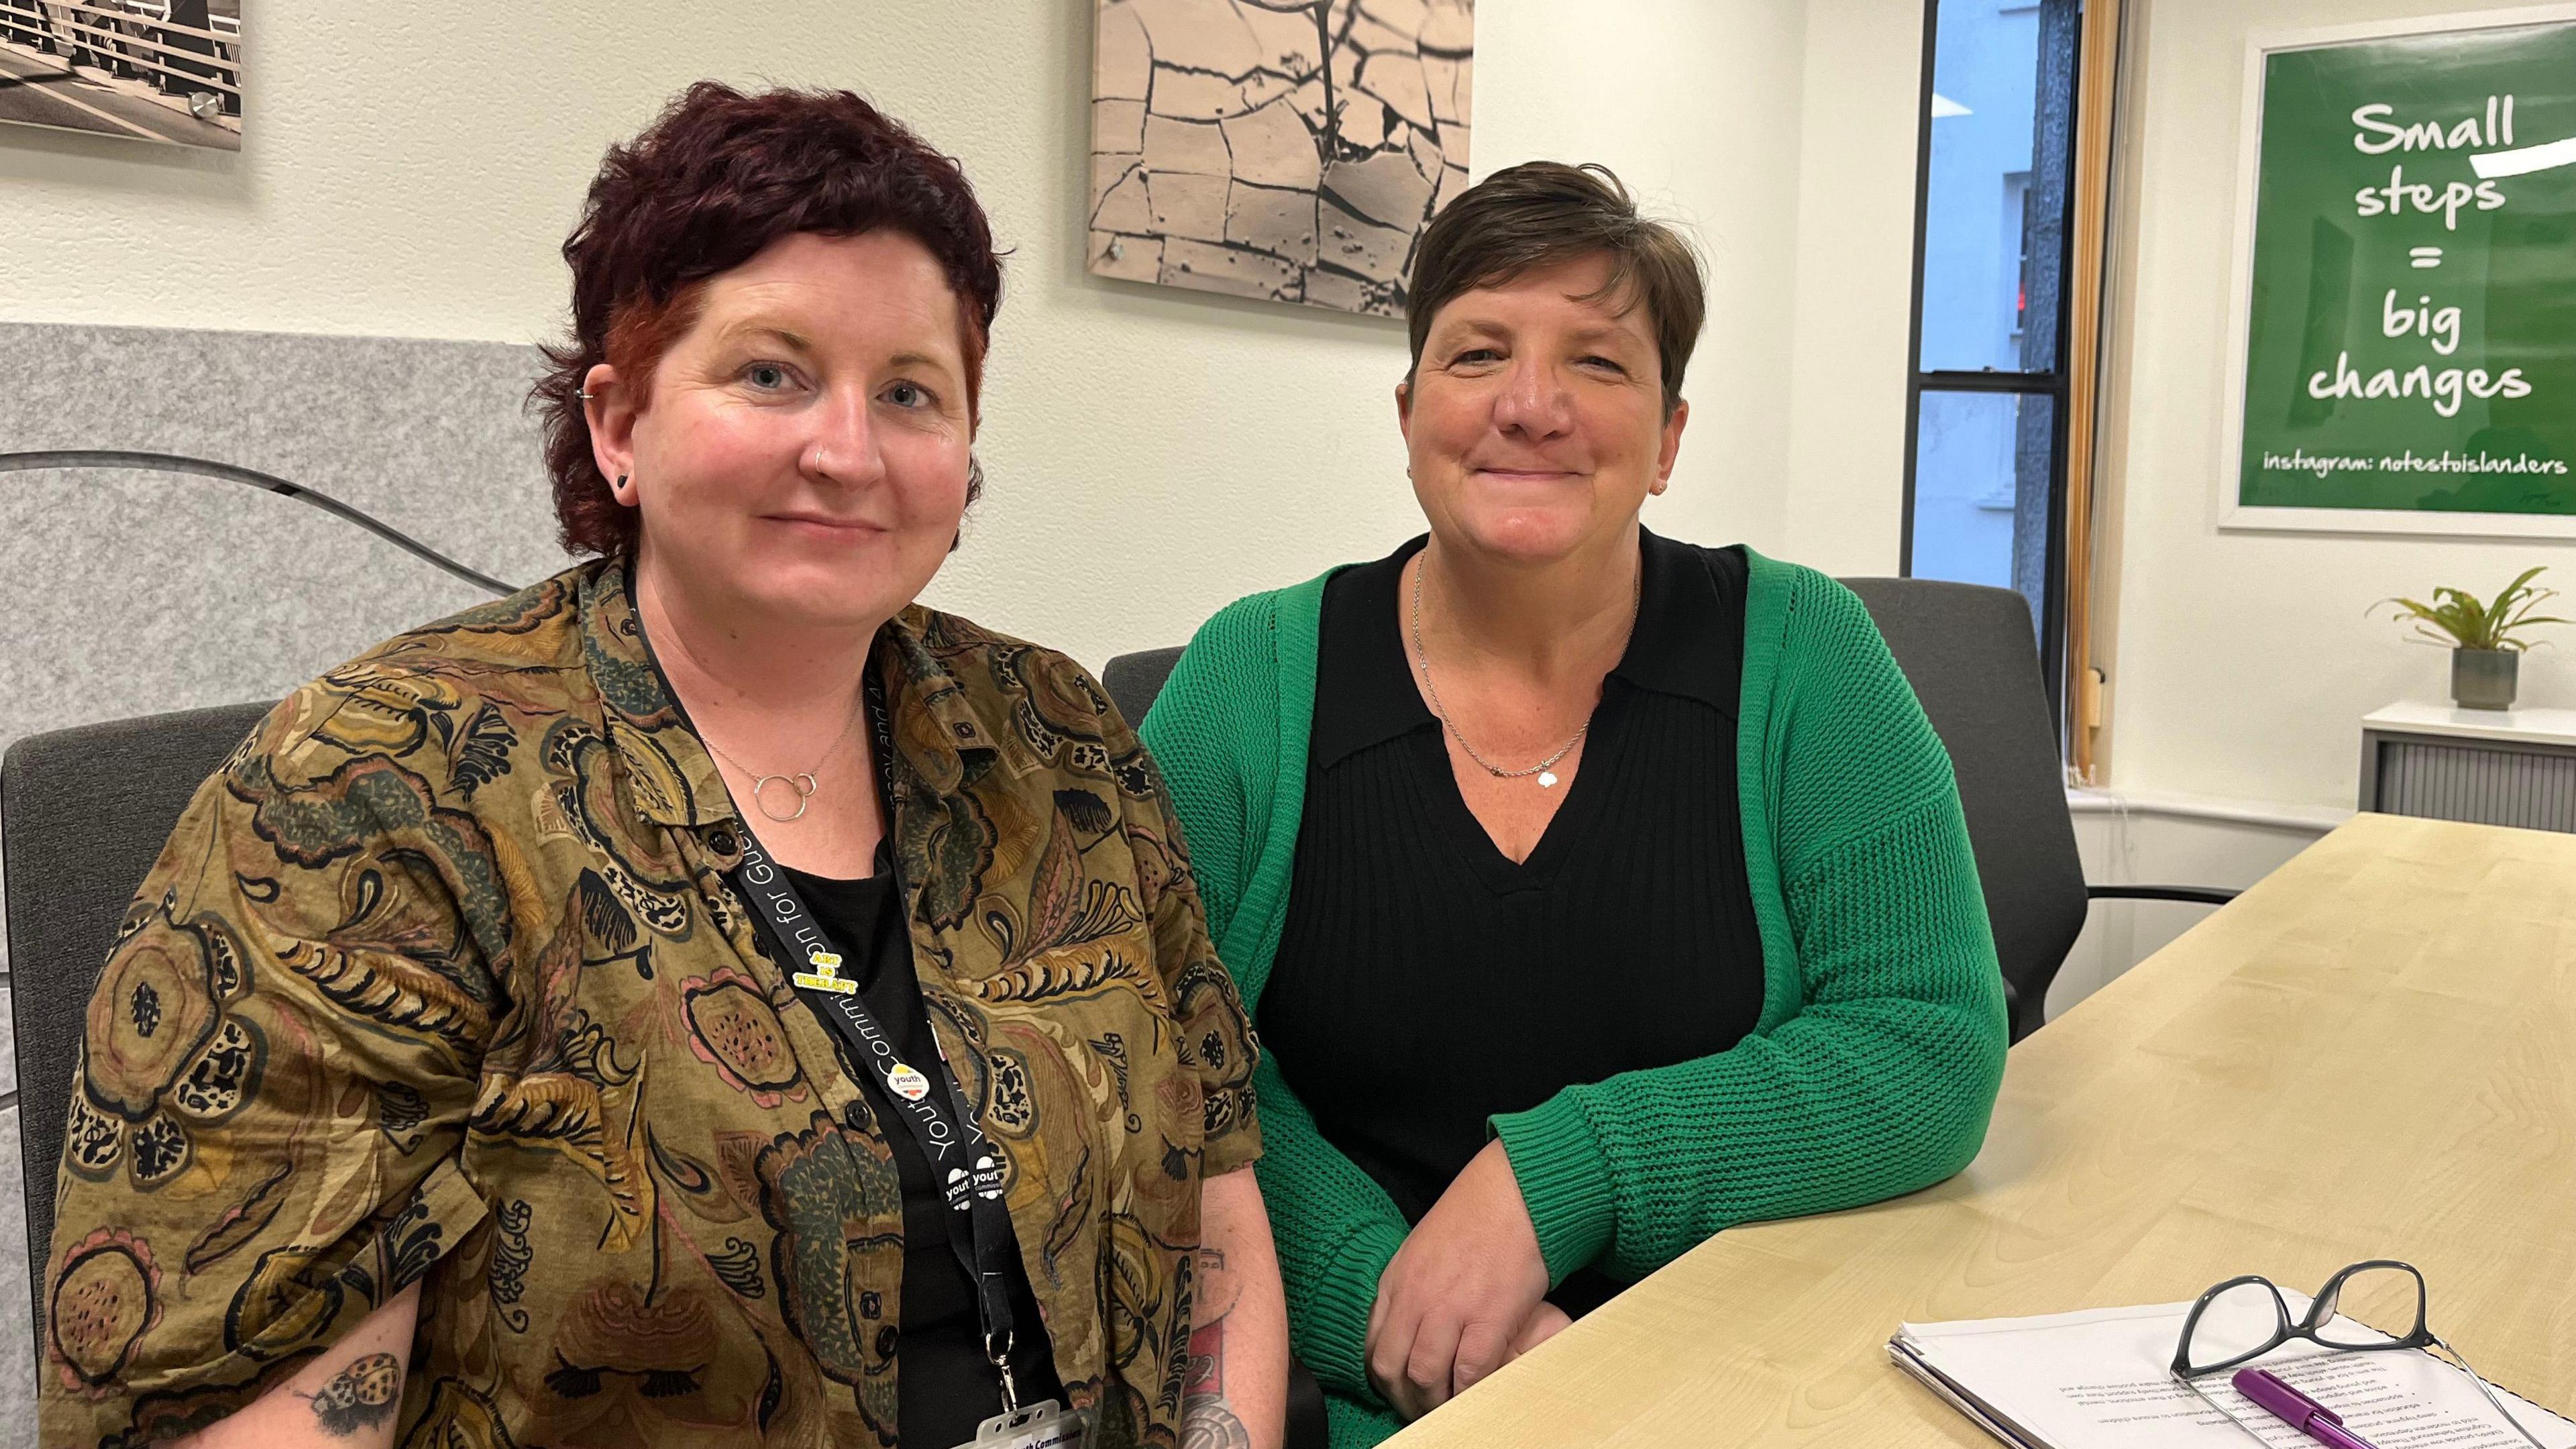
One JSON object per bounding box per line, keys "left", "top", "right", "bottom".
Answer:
{"left": 958, "top": 1397, "right": 1087, "bottom": 1449}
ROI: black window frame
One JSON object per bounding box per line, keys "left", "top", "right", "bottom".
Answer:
{"left": 1900, "top": 0, "right": 2086, "bottom": 729}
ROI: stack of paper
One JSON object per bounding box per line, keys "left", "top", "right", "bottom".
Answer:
{"left": 1888, "top": 1299, "right": 2576, "bottom": 1449}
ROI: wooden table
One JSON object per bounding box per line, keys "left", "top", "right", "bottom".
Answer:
{"left": 1387, "top": 814, "right": 2576, "bottom": 1446}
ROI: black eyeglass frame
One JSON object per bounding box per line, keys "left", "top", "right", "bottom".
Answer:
{"left": 2169, "top": 1258, "right": 2431, "bottom": 1379}
{"left": 2169, "top": 1258, "right": 2546, "bottom": 1449}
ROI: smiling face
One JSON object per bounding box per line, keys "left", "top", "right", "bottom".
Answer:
{"left": 1398, "top": 252, "right": 1688, "bottom": 566}
{"left": 585, "top": 229, "right": 977, "bottom": 634}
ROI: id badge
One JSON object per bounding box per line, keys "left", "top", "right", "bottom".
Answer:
{"left": 957, "top": 1397, "right": 1087, "bottom": 1449}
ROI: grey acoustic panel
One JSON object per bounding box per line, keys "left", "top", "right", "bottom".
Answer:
{"left": 2373, "top": 737, "right": 2576, "bottom": 833}
{"left": 0, "top": 321, "right": 568, "bottom": 763}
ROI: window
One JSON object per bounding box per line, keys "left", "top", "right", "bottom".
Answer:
{"left": 1904, "top": 0, "right": 2085, "bottom": 713}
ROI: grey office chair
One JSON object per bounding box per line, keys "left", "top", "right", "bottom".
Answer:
{"left": 3, "top": 699, "right": 279, "bottom": 1355}
{"left": 1108, "top": 578, "right": 2230, "bottom": 1043}
{"left": 1841, "top": 578, "right": 2231, "bottom": 1039}
{"left": 1103, "top": 647, "right": 1186, "bottom": 733}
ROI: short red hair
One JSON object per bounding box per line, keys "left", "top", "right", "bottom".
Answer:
{"left": 532, "top": 82, "right": 1006, "bottom": 557}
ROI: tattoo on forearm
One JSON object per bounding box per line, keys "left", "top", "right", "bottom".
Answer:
{"left": 1183, "top": 1395, "right": 1254, "bottom": 1449}
{"left": 1184, "top": 1247, "right": 1252, "bottom": 1448}
{"left": 302, "top": 1351, "right": 402, "bottom": 1437}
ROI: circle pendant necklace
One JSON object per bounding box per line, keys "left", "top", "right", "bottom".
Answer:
{"left": 702, "top": 692, "right": 867, "bottom": 822}
{"left": 1409, "top": 559, "right": 1638, "bottom": 789}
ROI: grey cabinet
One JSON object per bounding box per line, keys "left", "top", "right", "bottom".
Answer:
{"left": 2361, "top": 702, "right": 2576, "bottom": 833}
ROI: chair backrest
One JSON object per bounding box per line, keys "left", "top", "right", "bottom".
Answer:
{"left": 1841, "top": 578, "right": 2086, "bottom": 1040}
{"left": 1, "top": 699, "right": 278, "bottom": 1318}
{"left": 1103, "top": 645, "right": 1186, "bottom": 726}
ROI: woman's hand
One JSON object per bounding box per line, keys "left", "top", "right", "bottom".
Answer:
{"left": 1506, "top": 1300, "right": 1574, "bottom": 1362}
{"left": 1364, "top": 1140, "right": 1549, "bottom": 1420}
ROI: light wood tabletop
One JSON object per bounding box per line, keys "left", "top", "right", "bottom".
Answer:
{"left": 1386, "top": 813, "right": 2576, "bottom": 1446}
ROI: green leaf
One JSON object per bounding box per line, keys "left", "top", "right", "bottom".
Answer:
{"left": 2491, "top": 566, "right": 2548, "bottom": 618}
{"left": 2377, "top": 568, "right": 2565, "bottom": 651}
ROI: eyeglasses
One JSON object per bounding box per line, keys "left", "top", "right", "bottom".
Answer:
{"left": 2170, "top": 1259, "right": 2546, "bottom": 1449}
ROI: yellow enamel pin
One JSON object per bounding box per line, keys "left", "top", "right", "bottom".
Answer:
{"left": 793, "top": 948, "right": 859, "bottom": 995}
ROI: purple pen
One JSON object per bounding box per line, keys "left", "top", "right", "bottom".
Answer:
{"left": 2234, "top": 1368, "right": 2385, "bottom": 1449}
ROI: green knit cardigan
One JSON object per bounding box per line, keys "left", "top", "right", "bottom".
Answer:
{"left": 1139, "top": 546, "right": 2008, "bottom": 1448}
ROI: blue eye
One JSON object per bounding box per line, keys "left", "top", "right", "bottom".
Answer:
{"left": 745, "top": 362, "right": 791, "bottom": 390}
{"left": 885, "top": 381, "right": 930, "bottom": 409}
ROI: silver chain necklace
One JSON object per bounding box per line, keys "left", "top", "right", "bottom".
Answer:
{"left": 702, "top": 692, "right": 867, "bottom": 822}
{"left": 1409, "top": 558, "right": 1638, "bottom": 790}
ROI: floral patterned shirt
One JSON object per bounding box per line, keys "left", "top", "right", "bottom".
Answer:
{"left": 40, "top": 559, "right": 1263, "bottom": 1448}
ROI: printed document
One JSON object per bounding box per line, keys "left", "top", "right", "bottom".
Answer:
{"left": 1890, "top": 1299, "right": 2576, "bottom": 1449}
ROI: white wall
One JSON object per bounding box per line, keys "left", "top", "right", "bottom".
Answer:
{"left": 1781, "top": 0, "right": 1925, "bottom": 578}
{"left": 0, "top": 0, "right": 1817, "bottom": 673}
{"left": 2095, "top": 0, "right": 2576, "bottom": 809}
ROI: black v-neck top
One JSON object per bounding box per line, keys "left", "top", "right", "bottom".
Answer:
{"left": 1255, "top": 529, "right": 1766, "bottom": 1316}
{"left": 781, "top": 863, "right": 1063, "bottom": 1448}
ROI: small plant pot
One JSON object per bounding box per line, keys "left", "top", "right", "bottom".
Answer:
{"left": 2451, "top": 647, "right": 2518, "bottom": 710}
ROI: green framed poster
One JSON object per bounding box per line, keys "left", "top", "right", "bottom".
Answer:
{"left": 2221, "top": 5, "right": 2576, "bottom": 536}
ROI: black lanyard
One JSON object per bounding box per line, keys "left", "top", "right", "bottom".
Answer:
{"left": 725, "top": 670, "right": 1029, "bottom": 1409}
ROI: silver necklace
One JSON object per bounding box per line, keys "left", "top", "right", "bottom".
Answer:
{"left": 1409, "top": 559, "right": 1638, "bottom": 790}
{"left": 702, "top": 693, "right": 867, "bottom": 823}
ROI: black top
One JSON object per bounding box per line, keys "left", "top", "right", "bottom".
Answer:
{"left": 782, "top": 861, "right": 1063, "bottom": 1447}
{"left": 1257, "top": 529, "right": 1767, "bottom": 1317}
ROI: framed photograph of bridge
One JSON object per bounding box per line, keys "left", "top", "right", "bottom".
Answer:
{"left": 1086, "top": 0, "right": 1475, "bottom": 317}
{"left": 0, "top": 0, "right": 241, "bottom": 150}
{"left": 2217, "top": 4, "right": 2576, "bottom": 537}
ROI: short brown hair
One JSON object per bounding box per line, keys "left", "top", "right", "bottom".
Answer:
{"left": 532, "top": 82, "right": 1005, "bottom": 557}
{"left": 1405, "top": 161, "right": 1705, "bottom": 416}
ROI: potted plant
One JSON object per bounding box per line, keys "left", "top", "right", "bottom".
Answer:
{"left": 2375, "top": 566, "right": 2565, "bottom": 710}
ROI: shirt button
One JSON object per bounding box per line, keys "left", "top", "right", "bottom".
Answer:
{"left": 708, "top": 827, "right": 737, "bottom": 857}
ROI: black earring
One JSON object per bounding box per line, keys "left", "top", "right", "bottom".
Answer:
{"left": 615, "top": 474, "right": 629, "bottom": 492}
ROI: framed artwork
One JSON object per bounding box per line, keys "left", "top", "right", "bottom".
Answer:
{"left": 0, "top": 1, "right": 241, "bottom": 150}
{"left": 1088, "top": 0, "right": 1474, "bottom": 317}
{"left": 2217, "top": 4, "right": 2576, "bottom": 537}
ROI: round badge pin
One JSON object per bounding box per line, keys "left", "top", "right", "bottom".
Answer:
{"left": 887, "top": 1063, "right": 932, "bottom": 1102}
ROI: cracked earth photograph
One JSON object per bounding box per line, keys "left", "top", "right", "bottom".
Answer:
{"left": 1088, "top": 0, "right": 1475, "bottom": 317}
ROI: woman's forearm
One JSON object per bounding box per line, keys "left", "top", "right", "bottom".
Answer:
{"left": 178, "top": 1283, "right": 421, "bottom": 1449}
{"left": 1189, "top": 1165, "right": 1289, "bottom": 1449}
{"left": 1491, "top": 791, "right": 2006, "bottom": 1281}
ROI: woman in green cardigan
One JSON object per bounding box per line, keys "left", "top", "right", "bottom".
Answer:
{"left": 1139, "top": 160, "right": 2008, "bottom": 1448}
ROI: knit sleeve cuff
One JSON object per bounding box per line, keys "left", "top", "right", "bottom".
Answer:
{"left": 1491, "top": 1091, "right": 1617, "bottom": 1285}
{"left": 1290, "top": 1217, "right": 1409, "bottom": 1396}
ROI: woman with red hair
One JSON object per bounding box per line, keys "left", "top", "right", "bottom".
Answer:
{"left": 40, "top": 83, "right": 1284, "bottom": 1449}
